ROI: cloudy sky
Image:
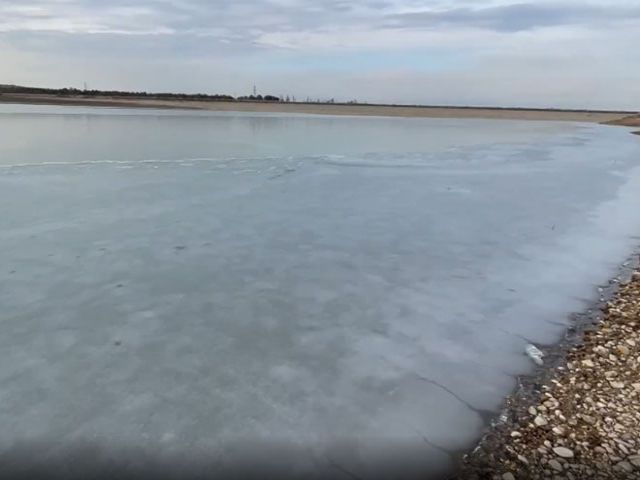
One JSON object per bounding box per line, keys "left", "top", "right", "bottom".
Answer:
{"left": 0, "top": 0, "right": 639, "bottom": 109}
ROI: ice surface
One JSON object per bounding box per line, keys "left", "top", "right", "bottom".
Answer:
{"left": 1, "top": 104, "right": 640, "bottom": 478}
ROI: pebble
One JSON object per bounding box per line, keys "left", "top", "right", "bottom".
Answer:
{"left": 553, "top": 447, "right": 574, "bottom": 459}
{"left": 502, "top": 473, "right": 515, "bottom": 480}
{"left": 548, "top": 459, "right": 563, "bottom": 472}
{"left": 617, "top": 345, "right": 630, "bottom": 356}
{"left": 534, "top": 415, "right": 548, "bottom": 427}
{"left": 615, "top": 461, "right": 633, "bottom": 473}
{"left": 594, "top": 346, "right": 608, "bottom": 356}
{"left": 581, "top": 415, "right": 596, "bottom": 425}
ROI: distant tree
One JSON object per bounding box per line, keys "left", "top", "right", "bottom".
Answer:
{"left": 0, "top": 84, "right": 282, "bottom": 103}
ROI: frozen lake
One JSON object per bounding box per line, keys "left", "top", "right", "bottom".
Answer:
{"left": 1, "top": 104, "right": 640, "bottom": 478}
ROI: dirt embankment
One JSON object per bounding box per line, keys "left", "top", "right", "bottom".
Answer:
{"left": 606, "top": 115, "right": 640, "bottom": 127}
{"left": 605, "top": 115, "right": 640, "bottom": 135}
{"left": 0, "top": 93, "right": 636, "bottom": 124}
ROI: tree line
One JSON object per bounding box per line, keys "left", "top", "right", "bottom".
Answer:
{"left": 0, "top": 85, "right": 282, "bottom": 103}
{"left": 0, "top": 84, "right": 367, "bottom": 105}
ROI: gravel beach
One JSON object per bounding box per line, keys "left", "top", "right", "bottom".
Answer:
{"left": 459, "top": 262, "right": 640, "bottom": 479}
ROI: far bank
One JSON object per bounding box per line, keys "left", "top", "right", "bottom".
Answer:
{"left": 1, "top": 93, "right": 638, "bottom": 125}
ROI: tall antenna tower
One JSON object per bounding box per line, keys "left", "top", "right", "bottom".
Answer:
{"left": 253, "top": 84, "right": 257, "bottom": 96}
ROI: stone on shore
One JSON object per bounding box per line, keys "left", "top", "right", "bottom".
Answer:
{"left": 553, "top": 447, "right": 574, "bottom": 458}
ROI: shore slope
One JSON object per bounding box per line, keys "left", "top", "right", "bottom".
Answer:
{"left": 459, "top": 265, "right": 640, "bottom": 479}
{"left": 1, "top": 93, "right": 637, "bottom": 124}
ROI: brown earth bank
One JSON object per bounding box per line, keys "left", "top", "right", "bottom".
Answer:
{"left": 0, "top": 93, "right": 637, "bottom": 124}
{"left": 605, "top": 115, "right": 640, "bottom": 127}
{"left": 604, "top": 115, "right": 640, "bottom": 135}
{"left": 457, "top": 260, "right": 640, "bottom": 480}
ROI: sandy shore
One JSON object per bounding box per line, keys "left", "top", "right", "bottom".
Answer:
{"left": 1, "top": 93, "right": 638, "bottom": 125}
{"left": 458, "top": 259, "right": 640, "bottom": 479}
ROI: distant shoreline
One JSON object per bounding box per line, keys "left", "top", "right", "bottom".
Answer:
{"left": 1, "top": 93, "right": 639, "bottom": 126}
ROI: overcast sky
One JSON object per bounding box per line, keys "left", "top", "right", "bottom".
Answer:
{"left": 1, "top": 0, "right": 638, "bottom": 109}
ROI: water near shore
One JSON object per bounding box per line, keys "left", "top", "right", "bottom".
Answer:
{"left": 1, "top": 104, "right": 640, "bottom": 478}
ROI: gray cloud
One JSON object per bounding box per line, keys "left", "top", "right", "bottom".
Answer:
{"left": 0, "top": 0, "right": 639, "bottom": 109}
{"left": 384, "top": 2, "right": 640, "bottom": 32}
{"left": 1, "top": 1, "right": 639, "bottom": 41}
